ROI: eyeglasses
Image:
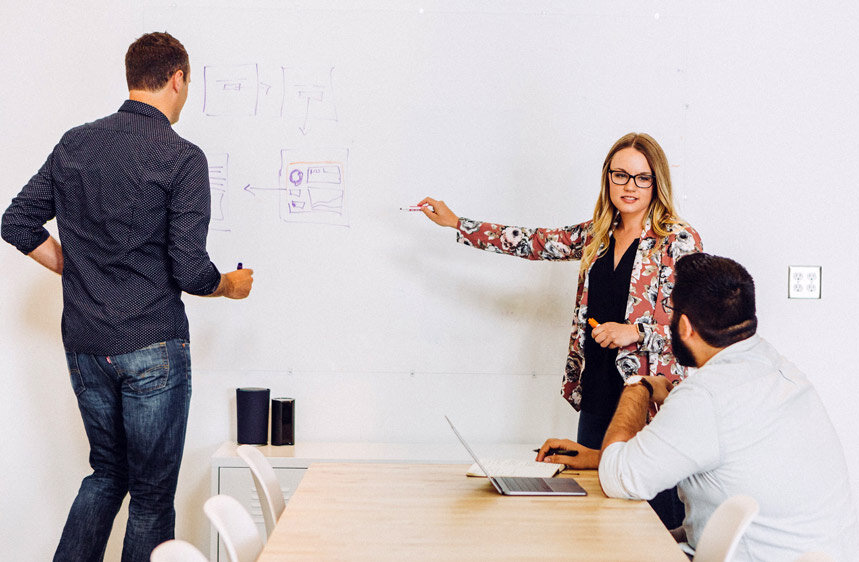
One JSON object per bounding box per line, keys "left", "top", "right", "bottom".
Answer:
{"left": 609, "top": 169, "right": 654, "bottom": 189}
{"left": 662, "top": 299, "right": 675, "bottom": 315}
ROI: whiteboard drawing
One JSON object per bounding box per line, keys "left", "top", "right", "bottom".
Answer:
{"left": 279, "top": 148, "right": 348, "bottom": 226}
{"left": 208, "top": 152, "right": 230, "bottom": 231}
{"left": 203, "top": 64, "right": 260, "bottom": 116}
{"left": 202, "top": 63, "right": 337, "bottom": 131}
{"left": 282, "top": 66, "right": 338, "bottom": 135}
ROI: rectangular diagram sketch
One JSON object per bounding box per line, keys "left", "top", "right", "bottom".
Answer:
{"left": 203, "top": 64, "right": 260, "bottom": 116}
{"left": 201, "top": 62, "right": 337, "bottom": 135}
{"left": 208, "top": 152, "right": 230, "bottom": 231}
{"left": 282, "top": 66, "right": 338, "bottom": 135}
{"left": 279, "top": 148, "right": 348, "bottom": 226}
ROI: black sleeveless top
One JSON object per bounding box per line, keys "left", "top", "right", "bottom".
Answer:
{"left": 580, "top": 236, "right": 639, "bottom": 415}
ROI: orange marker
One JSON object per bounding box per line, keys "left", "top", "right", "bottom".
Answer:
{"left": 588, "top": 318, "right": 599, "bottom": 329}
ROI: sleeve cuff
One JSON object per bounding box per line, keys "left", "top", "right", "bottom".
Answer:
{"left": 180, "top": 262, "right": 222, "bottom": 296}
{"left": 201, "top": 264, "right": 222, "bottom": 295}
{"left": 598, "top": 441, "right": 633, "bottom": 499}
{"left": 454, "top": 217, "right": 469, "bottom": 245}
{"left": 13, "top": 228, "right": 51, "bottom": 255}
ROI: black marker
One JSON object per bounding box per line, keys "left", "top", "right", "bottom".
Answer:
{"left": 534, "top": 447, "right": 579, "bottom": 457}
{"left": 237, "top": 262, "right": 243, "bottom": 270}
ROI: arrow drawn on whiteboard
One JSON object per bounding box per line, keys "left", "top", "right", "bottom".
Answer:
{"left": 242, "top": 183, "right": 285, "bottom": 196}
{"left": 296, "top": 89, "right": 324, "bottom": 135}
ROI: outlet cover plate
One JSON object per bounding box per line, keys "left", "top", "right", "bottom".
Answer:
{"left": 788, "top": 266, "right": 821, "bottom": 299}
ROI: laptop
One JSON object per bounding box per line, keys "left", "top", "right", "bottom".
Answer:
{"left": 445, "top": 415, "right": 587, "bottom": 496}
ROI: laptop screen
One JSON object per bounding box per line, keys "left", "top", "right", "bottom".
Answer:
{"left": 445, "top": 415, "right": 495, "bottom": 478}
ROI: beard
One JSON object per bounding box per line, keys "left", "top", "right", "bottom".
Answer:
{"left": 670, "top": 314, "right": 698, "bottom": 367}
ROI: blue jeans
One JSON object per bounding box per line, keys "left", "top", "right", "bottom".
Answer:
{"left": 54, "top": 339, "right": 192, "bottom": 562}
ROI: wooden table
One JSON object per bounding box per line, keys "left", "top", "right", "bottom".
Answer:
{"left": 257, "top": 463, "right": 686, "bottom": 561}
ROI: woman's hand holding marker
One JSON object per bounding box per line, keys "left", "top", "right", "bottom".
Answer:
{"left": 416, "top": 197, "right": 459, "bottom": 228}
{"left": 589, "top": 318, "right": 639, "bottom": 349}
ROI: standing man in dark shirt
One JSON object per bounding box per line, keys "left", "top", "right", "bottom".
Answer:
{"left": 1, "top": 32, "right": 253, "bottom": 561}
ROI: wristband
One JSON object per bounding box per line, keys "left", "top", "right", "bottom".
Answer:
{"left": 624, "top": 375, "right": 653, "bottom": 399}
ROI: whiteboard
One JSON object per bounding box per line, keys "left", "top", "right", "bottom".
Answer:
{"left": 143, "top": 1, "right": 686, "bottom": 377}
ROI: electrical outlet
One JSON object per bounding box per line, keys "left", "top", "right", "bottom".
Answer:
{"left": 788, "top": 266, "right": 821, "bottom": 299}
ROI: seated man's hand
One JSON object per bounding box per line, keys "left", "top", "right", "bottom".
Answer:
{"left": 644, "top": 375, "right": 675, "bottom": 406}
{"left": 536, "top": 438, "right": 600, "bottom": 469}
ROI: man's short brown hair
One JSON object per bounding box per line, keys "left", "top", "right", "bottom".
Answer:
{"left": 672, "top": 253, "right": 758, "bottom": 348}
{"left": 125, "top": 32, "right": 190, "bottom": 91}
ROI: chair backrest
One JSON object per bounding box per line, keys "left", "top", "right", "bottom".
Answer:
{"left": 204, "top": 495, "right": 265, "bottom": 562}
{"left": 237, "top": 444, "right": 286, "bottom": 537}
{"left": 693, "top": 495, "right": 759, "bottom": 562}
{"left": 794, "top": 552, "right": 836, "bottom": 562}
{"left": 150, "top": 539, "right": 208, "bottom": 562}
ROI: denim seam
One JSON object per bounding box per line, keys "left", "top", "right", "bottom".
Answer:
{"left": 66, "top": 353, "right": 86, "bottom": 397}
{"left": 118, "top": 342, "right": 171, "bottom": 394}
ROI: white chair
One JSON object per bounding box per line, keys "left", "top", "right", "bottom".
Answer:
{"left": 150, "top": 539, "right": 208, "bottom": 562}
{"left": 237, "top": 444, "right": 286, "bottom": 538}
{"left": 794, "top": 552, "right": 835, "bottom": 562}
{"left": 692, "top": 495, "right": 759, "bottom": 562}
{"left": 204, "top": 495, "right": 264, "bottom": 562}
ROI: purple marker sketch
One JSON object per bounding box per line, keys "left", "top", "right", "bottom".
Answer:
{"left": 277, "top": 148, "right": 349, "bottom": 226}
{"left": 283, "top": 162, "right": 343, "bottom": 215}
{"left": 289, "top": 169, "right": 304, "bottom": 186}
{"left": 201, "top": 63, "right": 336, "bottom": 125}
{"left": 282, "top": 66, "right": 338, "bottom": 135}
{"left": 208, "top": 152, "right": 231, "bottom": 232}
{"left": 203, "top": 64, "right": 259, "bottom": 116}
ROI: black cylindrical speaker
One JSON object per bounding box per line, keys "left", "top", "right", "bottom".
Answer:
{"left": 271, "top": 398, "right": 295, "bottom": 446}
{"left": 236, "top": 387, "right": 270, "bottom": 444}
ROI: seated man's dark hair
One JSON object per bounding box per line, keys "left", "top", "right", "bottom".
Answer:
{"left": 125, "top": 32, "right": 189, "bottom": 91}
{"left": 672, "top": 253, "right": 757, "bottom": 348}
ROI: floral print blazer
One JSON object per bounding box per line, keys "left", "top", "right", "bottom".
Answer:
{"left": 455, "top": 216, "right": 703, "bottom": 411}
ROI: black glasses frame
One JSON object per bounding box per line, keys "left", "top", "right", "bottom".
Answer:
{"left": 609, "top": 169, "right": 654, "bottom": 189}
{"left": 662, "top": 298, "right": 675, "bottom": 315}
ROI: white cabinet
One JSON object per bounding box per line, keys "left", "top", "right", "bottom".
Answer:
{"left": 216, "top": 466, "right": 306, "bottom": 533}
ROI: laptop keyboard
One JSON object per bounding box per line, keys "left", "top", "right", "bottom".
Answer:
{"left": 497, "top": 477, "right": 553, "bottom": 493}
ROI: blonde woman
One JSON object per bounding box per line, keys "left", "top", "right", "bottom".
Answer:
{"left": 419, "top": 133, "right": 701, "bottom": 528}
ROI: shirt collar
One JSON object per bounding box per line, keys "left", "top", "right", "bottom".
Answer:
{"left": 118, "top": 99, "right": 171, "bottom": 124}
{"left": 705, "top": 334, "right": 762, "bottom": 365}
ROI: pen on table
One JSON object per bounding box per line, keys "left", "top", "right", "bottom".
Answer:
{"left": 237, "top": 262, "right": 243, "bottom": 270}
{"left": 400, "top": 205, "right": 428, "bottom": 211}
{"left": 534, "top": 448, "right": 580, "bottom": 457}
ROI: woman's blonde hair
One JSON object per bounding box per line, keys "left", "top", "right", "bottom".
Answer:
{"left": 580, "top": 132, "right": 683, "bottom": 274}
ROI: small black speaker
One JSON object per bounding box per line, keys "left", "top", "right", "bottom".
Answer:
{"left": 271, "top": 398, "right": 295, "bottom": 446}
{"left": 236, "top": 387, "right": 270, "bottom": 444}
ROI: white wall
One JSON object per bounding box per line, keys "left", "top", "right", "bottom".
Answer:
{"left": 1, "top": 1, "right": 858, "bottom": 559}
